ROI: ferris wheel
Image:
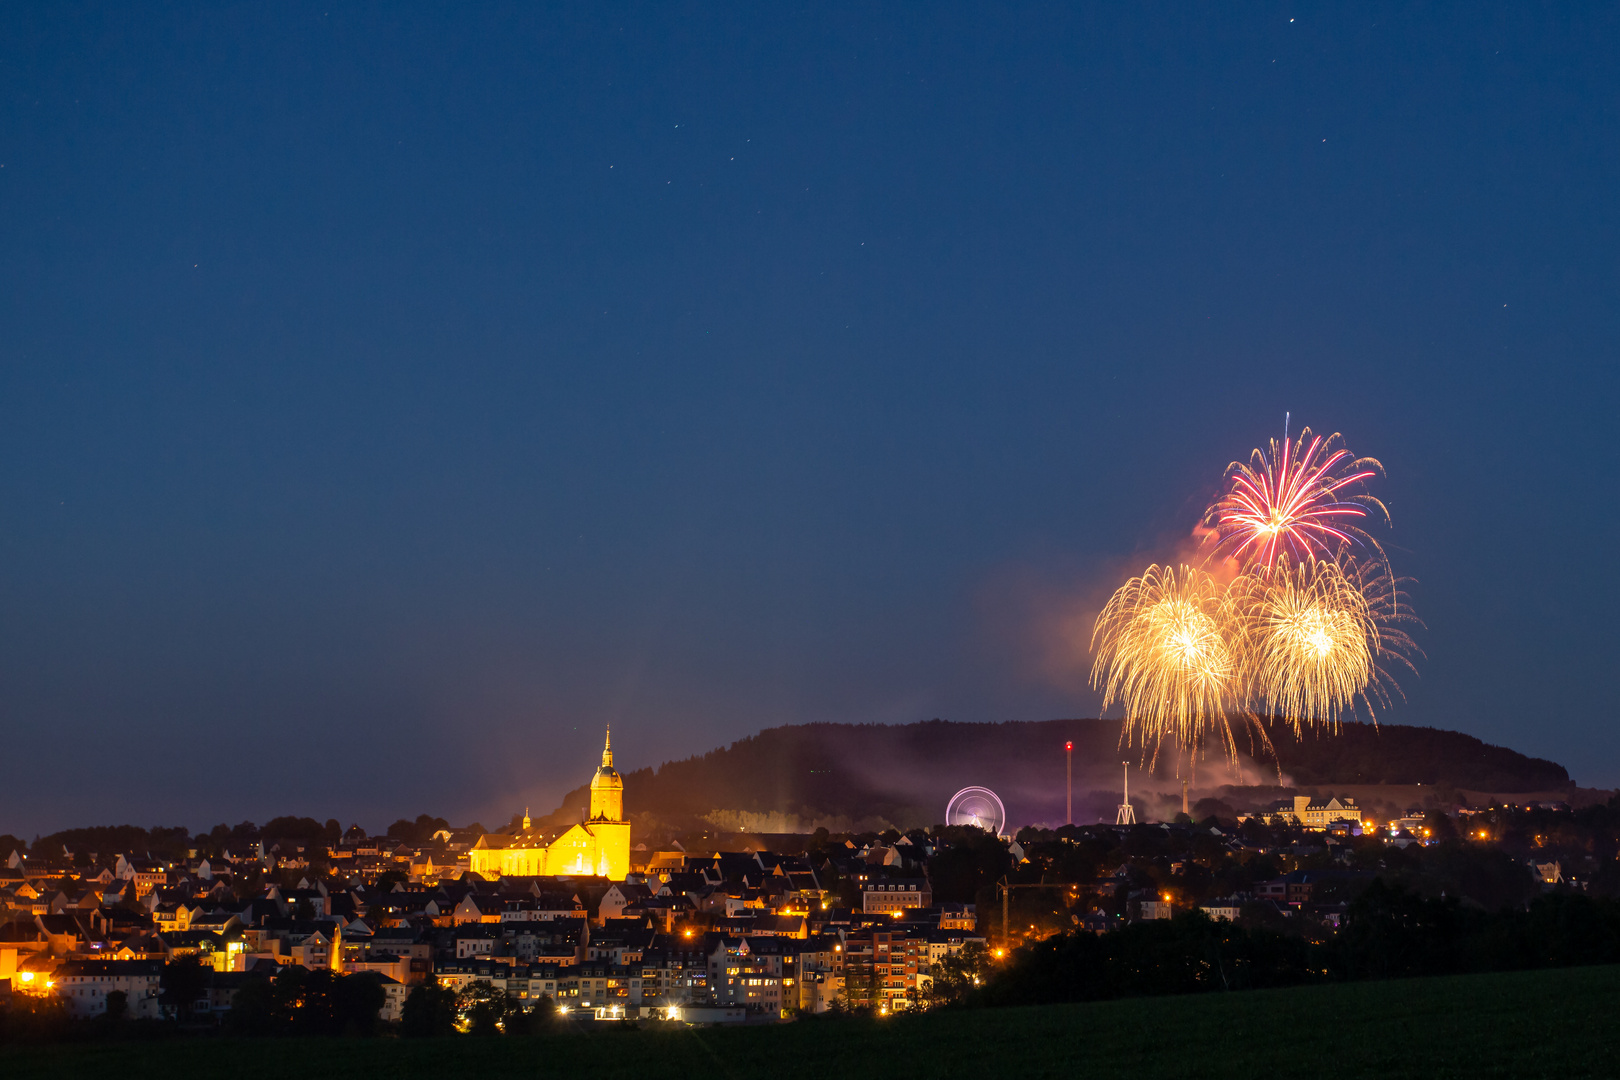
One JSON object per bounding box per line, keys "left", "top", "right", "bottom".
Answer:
{"left": 945, "top": 786, "right": 1006, "bottom": 835}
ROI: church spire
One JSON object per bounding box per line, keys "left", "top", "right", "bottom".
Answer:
{"left": 590, "top": 727, "right": 624, "bottom": 823}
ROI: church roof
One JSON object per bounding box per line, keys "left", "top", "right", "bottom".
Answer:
{"left": 507, "top": 828, "right": 564, "bottom": 850}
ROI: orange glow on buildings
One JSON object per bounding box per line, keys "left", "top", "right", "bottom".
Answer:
{"left": 468, "top": 730, "right": 632, "bottom": 881}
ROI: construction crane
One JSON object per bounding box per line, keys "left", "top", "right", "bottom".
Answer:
{"left": 996, "top": 877, "right": 1083, "bottom": 948}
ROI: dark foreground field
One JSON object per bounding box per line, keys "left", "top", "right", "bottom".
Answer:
{"left": 6, "top": 964, "right": 1617, "bottom": 1080}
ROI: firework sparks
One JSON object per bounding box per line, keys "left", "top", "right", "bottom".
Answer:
{"left": 1229, "top": 555, "right": 1421, "bottom": 733}
{"left": 1203, "top": 425, "right": 1388, "bottom": 570}
{"left": 1091, "top": 421, "right": 1421, "bottom": 762}
{"left": 1090, "top": 564, "right": 1241, "bottom": 759}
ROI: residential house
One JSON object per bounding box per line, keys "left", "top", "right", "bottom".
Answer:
{"left": 860, "top": 878, "right": 932, "bottom": 915}
{"left": 708, "top": 936, "right": 790, "bottom": 1016}
{"left": 52, "top": 959, "right": 163, "bottom": 1019}
{"left": 841, "top": 927, "right": 926, "bottom": 1011}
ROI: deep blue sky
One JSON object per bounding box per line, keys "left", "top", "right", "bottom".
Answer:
{"left": 2, "top": 3, "right": 1616, "bottom": 835}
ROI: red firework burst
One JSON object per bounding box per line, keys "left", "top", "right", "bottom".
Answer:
{"left": 1203, "top": 424, "right": 1388, "bottom": 568}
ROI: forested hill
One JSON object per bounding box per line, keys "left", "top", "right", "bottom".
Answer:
{"left": 536, "top": 718, "right": 1571, "bottom": 834}
{"left": 1250, "top": 720, "right": 1569, "bottom": 790}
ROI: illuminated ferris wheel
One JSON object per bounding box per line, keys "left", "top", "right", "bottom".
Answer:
{"left": 945, "top": 786, "right": 1006, "bottom": 835}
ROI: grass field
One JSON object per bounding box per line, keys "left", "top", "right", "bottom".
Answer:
{"left": 5, "top": 965, "right": 1617, "bottom": 1080}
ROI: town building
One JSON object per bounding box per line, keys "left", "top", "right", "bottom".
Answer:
{"left": 1240, "top": 795, "right": 1361, "bottom": 830}
{"left": 860, "top": 878, "right": 932, "bottom": 914}
{"left": 1292, "top": 796, "right": 1361, "bottom": 830}
{"left": 1199, "top": 898, "right": 1244, "bottom": 921}
{"left": 840, "top": 927, "right": 927, "bottom": 1010}
{"left": 52, "top": 959, "right": 163, "bottom": 1019}
{"left": 468, "top": 731, "right": 632, "bottom": 880}
{"left": 1135, "top": 899, "right": 1173, "bottom": 921}
{"left": 708, "top": 936, "right": 791, "bottom": 1017}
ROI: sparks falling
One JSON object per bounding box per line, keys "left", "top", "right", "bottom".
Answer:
{"left": 1090, "top": 564, "right": 1241, "bottom": 760}
{"left": 1229, "top": 555, "right": 1421, "bottom": 733}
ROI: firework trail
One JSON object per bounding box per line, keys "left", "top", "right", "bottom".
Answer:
{"left": 1203, "top": 426, "right": 1389, "bottom": 571}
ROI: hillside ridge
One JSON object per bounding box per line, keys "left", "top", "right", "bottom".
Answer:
{"left": 534, "top": 718, "right": 1571, "bottom": 835}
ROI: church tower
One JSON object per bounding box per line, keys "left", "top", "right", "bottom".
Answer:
{"left": 589, "top": 728, "right": 624, "bottom": 822}
{"left": 470, "top": 726, "right": 631, "bottom": 881}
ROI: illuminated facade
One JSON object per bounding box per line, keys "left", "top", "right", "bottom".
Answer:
{"left": 860, "top": 878, "right": 932, "bottom": 914}
{"left": 469, "top": 730, "right": 631, "bottom": 881}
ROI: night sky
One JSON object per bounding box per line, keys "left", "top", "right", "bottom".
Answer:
{"left": 2, "top": 4, "right": 1616, "bottom": 835}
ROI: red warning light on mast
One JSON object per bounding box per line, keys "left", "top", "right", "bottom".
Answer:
{"left": 1064, "top": 741, "right": 1074, "bottom": 825}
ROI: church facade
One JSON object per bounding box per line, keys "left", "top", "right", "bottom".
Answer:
{"left": 468, "top": 730, "right": 631, "bottom": 881}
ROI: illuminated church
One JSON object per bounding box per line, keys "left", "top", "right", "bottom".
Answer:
{"left": 468, "top": 730, "right": 631, "bottom": 881}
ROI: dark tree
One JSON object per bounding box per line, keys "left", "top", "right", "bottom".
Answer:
{"left": 401, "top": 983, "right": 459, "bottom": 1037}
{"left": 262, "top": 817, "right": 327, "bottom": 843}
{"left": 385, "top": 814, "right": 451, "bottom": 845}
{"left": 1424, "top": 810, "right": 1460, "bottom": 842}
{"left": 226, "top": 968, "right": 384, "bottom": 1036}
{"left": 0, "top": 988, "right": 71, "bottom": 1042}
{"left": 160, "top": 957, "right": 209, "bottom": 1017}
{"left": 927, "top": 827, "right": 1013, "bottom": 904}
{"left": 328, "top": 971, "right": 387, "bottom": 1036}
{"left": 225, "top": 975, "right": 278, "bottom": 1035}
{"left": 375, "top": 870, "right": 407, "bottom": 892}
{"left": 923, "top": 941, "right": 988, "bottom": 1007}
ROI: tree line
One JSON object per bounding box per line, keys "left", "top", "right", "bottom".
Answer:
{"left": 931, "top": 883, "right": 1620, "bottom": 1008}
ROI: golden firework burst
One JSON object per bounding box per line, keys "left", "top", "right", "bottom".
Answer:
{"left": 1093, "top": 555, "right": 1422, "bottom": 761}
{"left": 1091, "top": 564, "right": 1241, "bottom": 761}
{"left": 1090, "top": 421, "right": 1423, "bottom": 763}
{"left": 1228, "top": 556, "right": 1372, "bottom": 731}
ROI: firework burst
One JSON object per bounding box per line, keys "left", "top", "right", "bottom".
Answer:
{"left": 1091, "top": 421, "right": 1421, "bottom": 763}
{"left": 1203, "top": 425, "right": 1389, "bottom": 570}
{"left": 1229, "top": 554, "right": 1422, "bottom": 734}
{"left": 1090, "top": 564, "right": 1242, "bottom": 760}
